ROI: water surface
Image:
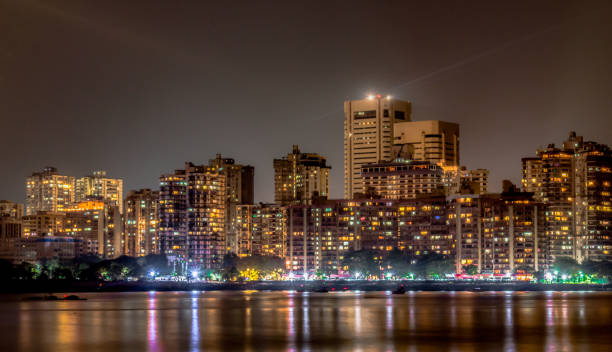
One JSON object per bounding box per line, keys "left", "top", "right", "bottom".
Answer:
{"left": 2, "top": 290, "right": 611, "bottom": 351}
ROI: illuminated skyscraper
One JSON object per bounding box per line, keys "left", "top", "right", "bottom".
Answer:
{"left": 159, "top": 157, "right": 252, "bottom": 268}
{"left": 344, "top": 95, "right": 412, "bottom": 198}
{"left": 208, "top": 154, "right": 254, "bottom": 248}
{"left": 274, "top": 145, "right": 330, "bottom": 205}
{"left": 159, "top": 163, "right": 225, "bottom": 268}
{"left": 76, "top": 171, "right": 124, "bottom": 213}
{"left": 124, "top": 189, "right": 159, "bottom": 257}
{"left": 26, "top": 167, "right": 75, "bottom": 215}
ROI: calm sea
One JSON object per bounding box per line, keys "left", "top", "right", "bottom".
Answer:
{"left": 1, "top": 290, "right": 611, "bottom": 351}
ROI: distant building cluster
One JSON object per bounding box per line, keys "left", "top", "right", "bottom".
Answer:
{"left": 1, "top": 95, "right": 610, "bottom": 277}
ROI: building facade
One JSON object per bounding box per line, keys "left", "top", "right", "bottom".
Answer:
{"left": 0, "top": 200, "right": 24, "bottom": 219}
{"left": 124, "top": 189, "right": 159, "bottom": 257}
{"left": 449, "top": 192, "right": 548, "bottom": 275}
{"left": 274, "top": 145, "right": 330, "bottom": 205}
{"left": 22, "top": 212, "right": 65, "bottom": 237}
{"left": 522, "top": 132, "right": 612, "bottom": 262}
{"left": 64, "top": 200, "right": 123, "bottom": 258}
{"left": 361, "top": 159, "right": 445, "bottom": 199}
{"left": 234, "top": 203, "right": 286, "bottom": 258}
{"left": 393, "top": 120, "right": 460, "bottom": 167}
{"left": 26, "top": 167, "right": 75, "bottom": 215}
{"left": 344, "top": 95, "right": 412, "bottom": 198}
{"left": 159, "top": 159, "right": 250, "bottom": 269}
{"left": 0, "top": 236, "right": 84, "bottom": 264}
{"left": 76, "top": 171, "right": 124, "bottom": 213}
{"left": 209, "top": 155, "right": 254, "bottom": 251}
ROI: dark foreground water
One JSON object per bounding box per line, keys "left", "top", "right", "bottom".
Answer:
{"left": 1, "top": 291, "right": 611, "bottom": 351}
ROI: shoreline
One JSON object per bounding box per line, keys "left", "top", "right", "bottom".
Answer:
{"left": 2, "top": 280, "right": 610, "bottom": 293}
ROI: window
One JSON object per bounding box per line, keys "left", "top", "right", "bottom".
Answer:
{"left": 354, "top": 110, "right": 377, "bottom": 120}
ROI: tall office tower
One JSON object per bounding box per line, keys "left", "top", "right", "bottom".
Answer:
{"left": 0, "top": 200, "right": 24, "bottom": 219}
{"left": 344, "top": 95, "right": 412, "bottom": 198}
{"left": 64, "top": 200, "right": 123, "bottom": 258}
{"left": 393, "top": 120, "right": 459, "bottom": 167}
{"left": 522, "top": 132, "right": 612, "bottom": 262}
{"left": 208, "top": 154, "right": 254, "bottom": 248}
{"left": 234, "top": 203, "right": 285, "bottom": 257}
{"left": 274, "top": 145, "right": 331, "bottom": 205}
{"left": 360, "top": 160, "right": 445, "bottom": 199}
{"left": 26, "top": 167, "right": 75, "bottom": 215}
{"left": 124, "top": 189, "right": 159, "bottom": 257}
{"left": 76, "top": 171, "right": 124, "bottom": 213}
{"left": 159, "top": 162, "right": 227, "bottom": 268}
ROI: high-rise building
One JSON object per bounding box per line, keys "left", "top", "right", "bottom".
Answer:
{"left": 76, "top": 171, "right": 124, "bottom": 213}
{"left": 64, "top": 200, "right": 123, "bottom": 258}
{"left": 233, "top": 203, "right": 285, "bottom": 257}
{"left": 26, "top": 167, "right": 75, "bottom": 215}
{"left": 344, "top": 95, "right": 412, "bottom": 198}
{"left": 124, "top": 189, "right": 159, "bottom": 257}
{"left": 449, "top": 190, "right": 548, "bottom": 275}
{"left": 393, "top": 120, "right": 460, "bottom": 167}
{"left": 274, "top": 145, "right": 330, "bottom": 205}
{"left": 208, "top": 154, "right": 254, "bottom": 249}
{"left": 522, "top": 132, "right": 612, "bottom": 262}
{"left": 158, "top": 171, "right": 188, "bottom": 261}
{"left": 159, "top": 161, "right": 234, "bottom": 268}
{"left": 285, "top": 199, "right": 398, "bottom": 277}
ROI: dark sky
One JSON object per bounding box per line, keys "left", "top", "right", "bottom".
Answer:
{"left": 2, "top": 0, "right": 612, "bottom": 203}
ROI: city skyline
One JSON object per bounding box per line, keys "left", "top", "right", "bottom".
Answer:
{"left": 2, "top": 1, "right": 612, "bottom": 204}
{"left": 2, "top": 2, "right": 612, "bottom": 351}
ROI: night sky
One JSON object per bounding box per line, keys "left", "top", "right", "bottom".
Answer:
{"left": 2, "top": 0, "right": 612, "bottom": 203}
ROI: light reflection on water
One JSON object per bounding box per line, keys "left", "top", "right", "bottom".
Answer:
{"left": 2, "top": 291, "right": 612, "bottom": 351}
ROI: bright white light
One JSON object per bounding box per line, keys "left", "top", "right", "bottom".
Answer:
{"left": 149, "top": 271, "right": 156, "bottom": 277}
{"left": 544, "top": 272, "right": 553, "bottom": 281}
{"left": 386, "top": 95, "right": 392, "bottom": 99}
{"left": 561, "top": 274, "right": 568, "bottom": 280}
{"left": 367, "top": 95, "right": 374, "bottom": 100}
{"left": 192, "top": 270, "right": 199, "bottom": 278}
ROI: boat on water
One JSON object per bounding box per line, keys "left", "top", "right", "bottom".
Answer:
{"left": 392, "top": 285, "right": 406, "bottom": 294}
